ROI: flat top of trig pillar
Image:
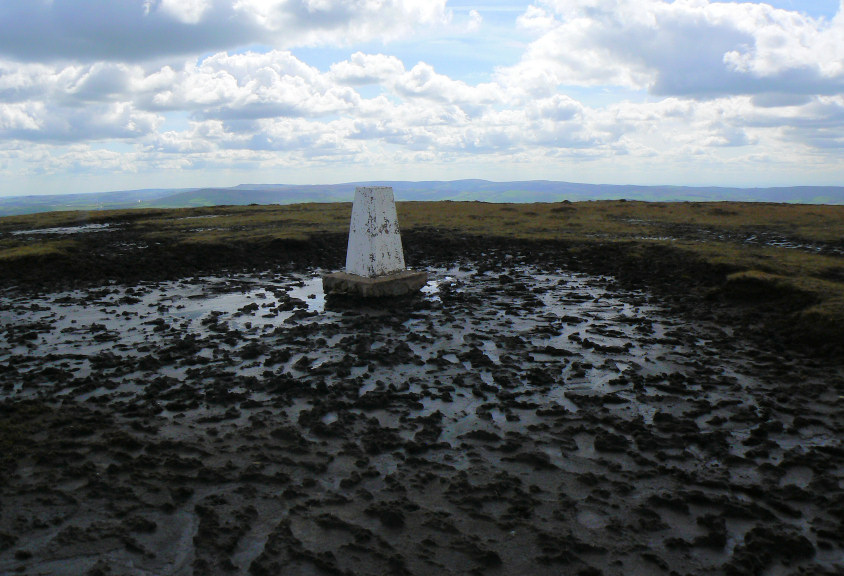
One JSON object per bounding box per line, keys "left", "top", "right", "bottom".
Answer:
{"left": 355, "top": 186, "right": 394, "bottom": 194}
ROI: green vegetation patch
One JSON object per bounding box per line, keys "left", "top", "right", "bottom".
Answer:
{"left": 0, "top": 238, "right": 76, "bottom": 261}
{"left": 799, "top": 296, "right": 844, "bottom": 345}
{"left": 134, "top": 203, "right": 350, "bottom": 245}
{"left": 0, "top": 208, "right": 167, "bottom": 234}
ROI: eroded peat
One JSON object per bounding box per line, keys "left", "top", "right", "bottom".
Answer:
{"left": 1, "top": 251, "right": 843, "bottom": 575}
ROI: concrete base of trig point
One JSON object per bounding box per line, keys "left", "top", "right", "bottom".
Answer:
{"left": 323, "top": 270, "right": 428, "bottom": 298}
{"left": 322, "top": 185, "right": 426, "bottom": 298}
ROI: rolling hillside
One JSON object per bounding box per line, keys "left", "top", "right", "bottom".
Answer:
{"left": 1, "top": 180, "right": 842, "bottom": 217}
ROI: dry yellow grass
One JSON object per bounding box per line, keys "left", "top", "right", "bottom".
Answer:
{"left": 0, "top": 238, "right": 76, "bottom": 262}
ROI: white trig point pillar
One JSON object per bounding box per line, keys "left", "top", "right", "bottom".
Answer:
{"left": 323, "top": 186, "right": 427, "bottom": 297}
{"left": 346, "top": 186, "right": 406, "bottom": 277}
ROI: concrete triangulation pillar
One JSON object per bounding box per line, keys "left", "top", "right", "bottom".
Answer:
{"left": 345, "top": 186, "right": 406, "bottom": 277}
{"left": 322, "top": 186, "right": 427, "bottom": 297}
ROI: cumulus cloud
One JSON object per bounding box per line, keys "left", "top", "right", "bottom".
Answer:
{"left": 174, "top": 51, "right": 362, "bottom": 119}
{"left": 64, "top": 63, "right": 138, "bottom": 102}
{"left": 153, "top": 0, "right": 213, "bottom": 24}
{"left": 394, "top": 63, "right": 500, "bottom": 113}
{"left": 0, "top": 102, "right": 43, "bottom": 132}
{"left": 0, "top": 50, "right": 363, "bottom": 142}
{"left": 233, "top": 0, "right": 448, "bottom": 42}
{"left": 329, "top": 52, "right": 405, "bottom": 85}
{"left": 0, "top": 0, "right": 449, "bottom": 62}
{"left": 508, "top": 0, "right": 844, "bottom": 98}
{"left": 0, "top": 101, "right": 162, "bottom": 143}
{"left": 0, "top": 61, "right": 66, "bottom": 103}
{"left": 0, "top": 0, "right": 244, "bottom": 62}
{"left": 5, "top": 39, "right": 843, "bottom": 173}
{"left": 1, "top": 1, "right": 843, "bottom": 189}
{"left": 516, "top": 5, "right": 557, "bottom": 32}
{"left": 0, "top": 144, "right": 139, "bottom": 177}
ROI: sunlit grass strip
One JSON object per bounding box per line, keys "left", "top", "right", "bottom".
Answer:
{"left": 0, "top": 239, "right": 76, "bottom": 261}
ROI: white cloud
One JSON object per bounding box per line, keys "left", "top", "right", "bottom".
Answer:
{"left": 525, "top": 94, "right": 583, "bottom": 122}
{"left": 467, "top": 9, "right": 483, "bottom": 32}
{"left": 0, "top": 143, "right": 142, "bottom": 178}
{"left": 0, "top": 102, "right": 43, "bottom": 132}
{"left": 2, "top": 1, "right": 844, "bottom": 192}
{"left": 65, "top": 63, "right": 136, "bottom": 102}
{"left": 177, "top": 51, "right": 361, "bottom": 118}
{"left": 394, "top": 62, "right": 500, "bottom": 113}
{"left": 233, "top": 0, "right": 449, "bottom": 40}
{"left": 5, "top": 41, "right": 844, "bottom": 177}
{"left": 0, "top": 0, "right": 450, "bottom": 62}
{"left": 516, "top": 5, "right": 557, "bottom": 32}
{"left": 330, "top": 52, "right": 406, "bottom": 85}
{"left": 509, "top": 0, "right": 844, "bottom": 97}
{"left": 0, "top": 99, "right": 161, "bottom": 143}
{"left": 153, "top": 0, "right": 213, "bottom": 24}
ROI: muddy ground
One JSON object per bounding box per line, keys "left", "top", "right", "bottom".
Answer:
{"left": 1, "top": 231, "right": 843, "bottom": 575}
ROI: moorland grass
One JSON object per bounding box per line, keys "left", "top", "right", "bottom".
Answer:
{"left": 1, "top": 200, "right": 842, "bottom": 346}
{"left": 0, "top": 238, "right": 76, "bottom": 262}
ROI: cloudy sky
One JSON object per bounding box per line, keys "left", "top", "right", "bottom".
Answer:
{"left": 0, "top": 0, "right": 842, "bottom": 196}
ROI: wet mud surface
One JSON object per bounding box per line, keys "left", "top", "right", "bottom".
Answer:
{"left": 2, "top": 249, "right": 843, "bottom": 575}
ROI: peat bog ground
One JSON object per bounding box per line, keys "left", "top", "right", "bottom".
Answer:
{"left": 0, "top": 201, "right": 843, "bottom": 575}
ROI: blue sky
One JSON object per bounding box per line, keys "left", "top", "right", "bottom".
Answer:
{"left": 0, "top": 0, "right": 842, "bottom": 196}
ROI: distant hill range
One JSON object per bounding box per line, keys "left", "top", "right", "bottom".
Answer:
{"left": 1, "top": 180, "right": 842, "bottom": 217}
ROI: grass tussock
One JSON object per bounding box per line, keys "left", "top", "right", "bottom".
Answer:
{"left": 0, "top": 208, "right": 170, "bottom": 233}
{"left": 0, "top": 238, "right": 76, "bottom": 261}
{"left": 138, "top": 203, "right": 350, "bottom": 245}
{"left": 799, "top": 296, "right": 844, "bottom": 343}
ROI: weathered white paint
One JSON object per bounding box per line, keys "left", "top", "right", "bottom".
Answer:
{"left": 345, "top": 186, "right": 406, "bottom": 278}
